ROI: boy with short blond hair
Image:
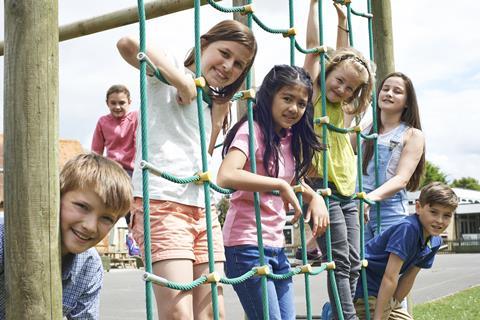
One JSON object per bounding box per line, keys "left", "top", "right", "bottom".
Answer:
{"left": 354, "top": 182, "right": 458, "bottom": 320}
{"left": 0, "top": 153, "right": 133, "bottom": 319}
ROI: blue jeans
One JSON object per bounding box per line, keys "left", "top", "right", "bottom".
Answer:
{"left": 224, "top": 246, "right": 295, "bottom": 320}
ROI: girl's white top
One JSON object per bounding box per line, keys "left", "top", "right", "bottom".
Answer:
{"left": 132, "top": 53, "right": 212, "bottom": 208}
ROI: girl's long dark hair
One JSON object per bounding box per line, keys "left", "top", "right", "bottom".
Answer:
{"left": 184, "top": 20, "right": 257, "bottom": 104}
{"left": 362, "top": 72, "right": 425, "bottom": 191}
{"left": 223, "top": 65, "right": 323, "bottom": 180}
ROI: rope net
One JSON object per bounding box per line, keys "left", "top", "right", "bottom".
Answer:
{"left": 135, "top": 1, "right": 379, "bottom": 319}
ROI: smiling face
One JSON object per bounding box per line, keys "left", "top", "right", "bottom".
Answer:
{"left": 61, "top": 188, "right": 118, "bottom": 256}
{"left": 106, "top": 92, "right": 131, "bottom": 119}
{"left": 325, "top": 63, "right": 364, "bottom": 104}
{"left": 201, "top": 40, "right": 252, "bottom": 88}
{"left": 416, "top": 202, "right": 454, "bottom": 239}
{"left": 378, "top": 76, "right": 407, "bottom": 114}
{"left": 271, "top": 84, "right": 309, "bottom": 134}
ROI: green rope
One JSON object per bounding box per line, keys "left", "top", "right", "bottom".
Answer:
{"left": 137, "top": 51, "right": 213, "bottom": 105}
{"left": 144, "top": 273, "right": 208, "bottom": 290}
{"left": 252, "top": 14, "right": 289, "bottom": 34}
{"left": 325, "top": 123, "right": 356, "bottom": 134}
{"left": 209, "top": 182, "right": 235, "bottom": 195}
{"left": 192, "top": 2, "right": 220, "bottom": 319}
{"left": 316, "top": 0, "right": 344, "bottom": 317}
{"left": 351, "top": 8, "right": 374, "bottom": 19}
{"left": 206, "top": 0, "right": 249, "bottom": 13}
{"left": 361, "top": 132, "right": 378, "bottom": 140}
{"left": 346, "top": 2, "right": 354, "bottom": 47}
{"left": 267, "top": 267, "right": 302, "bottom": 280}
{"left": 294, "top": 40, "right": 322, "bottom": 55}
{"left": 220, "top": 270, "right": 257, "bottom": 285}
{"left": 309, "top": 264, "right": 329, "bottom": 276}
{"left": 132, "top": 1, "right": 383, "bottom": 319}
{"left": 236, "top": 2, "right": 271, "bottom": 317}
{"left": 363, "top": 1, "right": 377, "bottom": 318}
{"left": 297, "top": 192, "right": 313, "bottom": 319}
{"left": 288, "top": 0, "right": 295, "bottom": 66}
{"left": 141, "top": 161, "right": 201, "bottom": 184}
{"left": 136, "top": 0, "right": 154, "bottom": 319}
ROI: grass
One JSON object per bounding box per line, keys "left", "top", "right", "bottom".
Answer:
{"left": 413, "top": 285, "right": 480, "bottom": 320}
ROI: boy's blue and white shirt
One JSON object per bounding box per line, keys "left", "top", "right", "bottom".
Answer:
{"left": 0, "top": 222, "right": 104, "bottom": 319}
{"left": 355, "top": 214, "right": 442, "bottom": 298}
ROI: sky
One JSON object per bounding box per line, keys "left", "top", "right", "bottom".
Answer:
{"left": 0, "top": 0, "right": 479, "bottom": 182}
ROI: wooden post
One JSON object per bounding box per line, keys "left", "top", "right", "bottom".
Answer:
{"left": 4, "top": 0, "right": 61, "bottom": 318}
{"left": 371, "top": 0, "right": 395, "bottom": 83}
{"left": 233, "top": 0, "right": 253, "bottom": 120}
{"left": 0, "top": 0, "right": 221, "bottom": 56}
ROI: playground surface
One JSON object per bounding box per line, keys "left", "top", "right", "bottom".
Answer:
{"left": 100, "top": 253, "right": 480, "bottom": 319}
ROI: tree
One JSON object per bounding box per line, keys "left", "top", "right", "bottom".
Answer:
{"left": 451, "top": 177, "right": 480, "bottom": 191}
{"left": 216, "top": 196, "right": 230, "bottom": 227}
{"left": 420, "top": 161, "right": 448, "bottom": 188}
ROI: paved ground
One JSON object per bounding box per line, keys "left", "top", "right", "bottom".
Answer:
{"left": 100, "top": 253, "right": 480, "bottom": 319}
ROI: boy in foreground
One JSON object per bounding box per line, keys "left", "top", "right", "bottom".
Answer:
{"left": 0, "top": 153, "right": 133, "bottom": 319}
{"left": 354, "top": 182, "right": 458, "bottom": 320}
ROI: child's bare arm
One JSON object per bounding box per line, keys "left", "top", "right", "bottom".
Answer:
{"left": 116, "top": 36, "right": 196, "bottom": 105}
{"left": 334, "top": 1, "right": 349, "bottom": 49}
{"left": 304, "top": 0, "right": 320, "bottom": 83}
{"left": 300, "top": 181, "right": 329, "bottom": 237}
{"left": 374, "top": 253, "right": 404, "bottom": 320}
{"left": 367, "top": 129, "right": 425, "bottom": 202}
{"left": 394, "top": 265, "right": 421, "bottom": 302}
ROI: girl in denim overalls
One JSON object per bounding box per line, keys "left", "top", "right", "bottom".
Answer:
{"left": 361, "top": 72, "right": 426, "bottom": 242}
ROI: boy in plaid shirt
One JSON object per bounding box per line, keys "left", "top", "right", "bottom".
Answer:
{"left": 0, "top": 153, "right": 132, "bottom": 319}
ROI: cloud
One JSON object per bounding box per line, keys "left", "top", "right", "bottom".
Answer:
{"left": 0, "top": 0, "right": 478, "bottom": 182}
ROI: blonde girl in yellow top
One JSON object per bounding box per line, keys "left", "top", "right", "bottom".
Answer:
{"left": 303, "top": 1, "right": 374, "bottom": 319}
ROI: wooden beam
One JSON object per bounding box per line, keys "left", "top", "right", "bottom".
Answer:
{"left": 372, "top": 0, "right": 395, "bottom": 83}
{"left": 0, "top": 0, "right": 221, "bottom": 56}
{"left": 4, "top": 0, "right": 61, "bottom": 318}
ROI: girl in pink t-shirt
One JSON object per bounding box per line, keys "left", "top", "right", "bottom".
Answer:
{"left": 217, "top": 65, "right": 330, "bottom": 319}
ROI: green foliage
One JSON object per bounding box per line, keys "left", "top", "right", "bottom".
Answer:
{"left": 420, "top": 161, "right": 480, "bottom": 191}
{"left": 216, "top": 196, "right": 230, "bottom": 227}
{"left": 451, "top": 177, "right": 480, "bottom": 191}
{"left": 420, "top": 161, "right": 448, "bottom": 188}
{"left": 413, "top": 285, "right": 480, "bottom": 320}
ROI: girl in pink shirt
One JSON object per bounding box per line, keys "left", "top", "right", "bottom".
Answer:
{"left": 217, "top": 65, "right": 330, "bottom": 319}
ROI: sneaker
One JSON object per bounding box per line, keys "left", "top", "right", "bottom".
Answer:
{"left": 321, "top": 302, "right": 332, "bottom": 320}
{"left": 126, "top": 234, "right": 140, "bottom": 257}
{"left": 295, "top": 247, "right": 322, "bottom": 265}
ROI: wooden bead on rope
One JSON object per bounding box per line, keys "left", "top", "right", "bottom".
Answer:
{"left": 300, "top": 264, "right": 313, "bottom": 274}
{"left": 282, "top": 27, "right": 297, "bottom": 38}
{"left": 325, "top": 261, "right": 336, "bottom": 270}
{"left": 206, "top": 272, "right": 221, "bottom": 284}
{"left": 241, "top": 4, "right": 254, "bottom": 15}
{"left": 240, "top": 88, "right": 256, "bottom": 100}
{"left": 194, "top": 76, "right": 206, "bottom": 88}
{"left": 194, "top": 171, "right": 211, "bottom": 185}
{"left": 255, "top": 265, "right": 270, "bottom": 276}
